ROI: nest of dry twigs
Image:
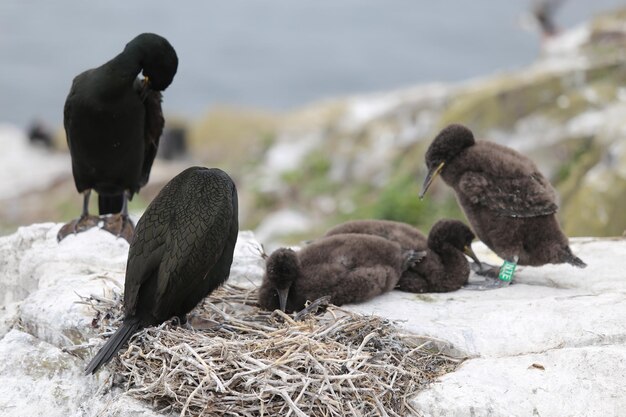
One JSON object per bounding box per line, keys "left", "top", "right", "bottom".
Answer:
{"left": 85, "top": 285, "right": 460, "bottom": 417}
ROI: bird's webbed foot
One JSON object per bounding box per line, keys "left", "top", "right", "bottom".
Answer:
{"left": 465, "top": 257, "right": 519, "bottom": 291}
{"left": 299, "top": 296, "right": 331, "bottom": 316}
{"left": 471, "top": 261, "right": 500, "bottom": 277}
{"left": 101, "top": 214, "right": 135, "bottom": 243}
{"left": 57, "top": 214, "right": 100, "bottom": 242}
{"left": 395, "top": 275, "right": 430, "bottom": 293}
{"left": 403, "top": 250, "right": 427, "bottom": 270}
{"left": 169, "top": 315, "right": 193, "bottom": 330}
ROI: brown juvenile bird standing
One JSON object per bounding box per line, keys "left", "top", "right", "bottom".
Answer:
{"left": 59, "top": 33, "right": 178, "bottom": 243}
{"left": 85, "top": 167, "right": 238, "bottom": 374}
{"left": 420, "top": 124, "right": 586, "bottom": 283}
{"left": 258, "top": 233, "right": 424, "bottom": 312}
{"left": 325, "top": 219, "right": 481, "bottom": 292}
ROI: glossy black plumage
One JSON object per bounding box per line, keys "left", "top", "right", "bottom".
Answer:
{"left": 421, "top": 124, "right": 586, "bottom": 268}
{"left": 325, "top": 219, "right": 479, "bottom": 293}
{"left": 85, "top": 167, "right": 239, "bottom": 374}
{"left": 258, "top": 234, "right": 421, "bottom": 312}
{"left": 59, "top": 33, "right": 178, "bottom": 242}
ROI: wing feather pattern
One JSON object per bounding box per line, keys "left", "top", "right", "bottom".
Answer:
{"left": 458, "top": 171, "right": 558, "bottom": 217}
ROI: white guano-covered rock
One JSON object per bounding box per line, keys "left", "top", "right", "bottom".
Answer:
{"left": 346, "top": 239, "right": 626, "bottom": 358}
{"left": 412, "top": 345, "right": 626, "bottom": 417}
{"left": 345, "top": 238, "right": 626, "bottom": 417}
{"left": 1, "top": 223, "right": 625, "bottom": 416}
{"left": 0, "top": 328, "right": 164, "bottom": 417}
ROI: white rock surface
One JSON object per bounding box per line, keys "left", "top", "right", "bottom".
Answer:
{"left": 0, "top": 328, "right": 163, "bottom": 417}
{"left": 1, "top": 223, "right": 625, "bottom": 417}
{"left": 0, "top": 223, "right": 128, "bottom": 345}
{"left": 412, "top": 345, "right": 626, "bottom": 417}
{"left": 228, "top": 230, "right": 267, "bottom": 287}
{"left": 345, "top": 238, "right": 626, "bottom": 416}
{"left": 346, "top": 239, "right": 626, "bottom": 358}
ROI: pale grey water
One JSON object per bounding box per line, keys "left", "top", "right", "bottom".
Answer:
{"left": 0, "top": 0, "right": 623, "bottom": 127}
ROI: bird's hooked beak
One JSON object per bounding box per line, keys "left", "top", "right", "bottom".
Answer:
{"left": 463, "top": 245, "right": 482, "bottom": 269}
{"left": 419, "top": 161, "right": 445, "bottom": 199}
{"left": 276, "top": 287, "right": 290, "bottom": 312}
{"left": 140, "top": 76, "right": 151, "bottom": 101}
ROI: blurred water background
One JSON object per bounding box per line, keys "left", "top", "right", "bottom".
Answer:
{"left": 1, "top": 0, "right": 623, "bottom": 127}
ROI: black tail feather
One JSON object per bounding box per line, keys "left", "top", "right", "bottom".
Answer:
{"left": 85, "top": 319, "right": 141, "bottom": 374}
{"left": 98, "top": 194, "right": 124, "bottom": 215}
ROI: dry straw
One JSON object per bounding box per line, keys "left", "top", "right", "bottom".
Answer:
{"left": 85, "top": 285, "right": 461, "bottom": 417}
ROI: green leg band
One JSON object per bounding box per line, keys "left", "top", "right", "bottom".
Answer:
{"left": 498, "top": 259, "right": 517, "bottom": 282}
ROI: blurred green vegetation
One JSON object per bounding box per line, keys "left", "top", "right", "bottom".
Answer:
{"left": 188, "top": 106, "right": 279, "bottom": 173}
{"left": 281, "top": 151, "right": 335, "bottom": 200}
{"left": 340, "top": 167, "right": 464, "bottom": 231}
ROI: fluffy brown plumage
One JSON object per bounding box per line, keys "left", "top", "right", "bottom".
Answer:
{"left": 420, "top": 124, "right": 586, "bottom": 268}
{"left": 258, "top": 233, "right": 422, "bottom": 312}
{"left": 325, "top": 219, "right": 480, "bottom": 293}
{"left": 324, "top": 219, "right": 424, "bottom": 250}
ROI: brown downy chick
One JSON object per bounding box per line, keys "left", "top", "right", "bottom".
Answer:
{"left": 325, "top": 219, "right": 424, "bottom": 250}
{"left": 398, "top": 219, "right": 479, "bottom": 293}
{"left": 258, "top": 234, "right": 423, "bottom": 312}
{"left": 420, "top": 124, "right": 586, "bottom": 271}
{"left": 325, "top": 219, "right": 480, "bottom": 292}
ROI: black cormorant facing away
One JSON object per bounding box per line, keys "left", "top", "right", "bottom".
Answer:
{"left": 58, "top": 33, "right": 178, "bottom": 243}
{"left": 258, "top": 234, "right": 424, "bottom": 312}
{"left": 325, "top": 219, "right": 481, "bottom": 292}
{"left": 85, "top": 167, "right": 238, "bottom": 374}
{"left": 420, "top": 124, "right": 586, "bottom": 284}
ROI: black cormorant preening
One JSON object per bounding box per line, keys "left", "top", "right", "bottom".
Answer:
{"left": 85, "top": 166, "right": 239, "bottom": 374}
{"left": 420, "top": 124, "right": 586, "bottom": 281}
{"left": 325, "top": 219, "right": 481, "bottom": 293}
{"left": 258, "top": 233, "right": 424, "bottom": 312}
{"left": 58, "top": 33, "right": 178, "bottom": 243}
